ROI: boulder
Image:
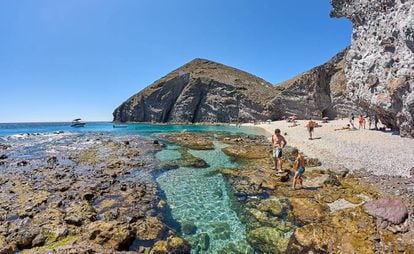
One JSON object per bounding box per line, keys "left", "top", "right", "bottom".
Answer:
{"left": 363, "top": 198, "right": 408, "bottom": 224}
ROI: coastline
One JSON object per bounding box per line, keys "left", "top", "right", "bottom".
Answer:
{"left": 1, "top": 126, "right": 413, "bottom": 252}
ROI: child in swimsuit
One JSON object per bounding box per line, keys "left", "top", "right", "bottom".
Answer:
{"left": 292, "top": 148, "right": 305, "bottom": 190}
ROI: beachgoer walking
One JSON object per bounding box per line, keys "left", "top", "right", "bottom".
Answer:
{"left": 292, "top": 148, "right": 305, "bottom": 190}
{"left": 306, "top": 118, "right": 317, "bottom": 140}
{"left": 272, "top": 129, "right": 287, "bottom": 172}
{"left": 349, "top": 114, "right": 355, "bottom": 129}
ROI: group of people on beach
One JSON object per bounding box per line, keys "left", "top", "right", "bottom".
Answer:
{"left": 271, "top": 129, "right": 304, "bottom": 190}
{"left": 348, "top": 113, "right": 380, "bottom": 130}
{"left": 269, "top": 113, "right": 384, "bottom": 190}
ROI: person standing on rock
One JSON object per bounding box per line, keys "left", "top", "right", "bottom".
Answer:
{"left": 292, "top": 148, "right": 305, "bottom": 190}
{"left": 272, "top": 128, "right": 287, "bottom": 173}
{"left": 306, "top": 118, "right": 317, "bottom": 140}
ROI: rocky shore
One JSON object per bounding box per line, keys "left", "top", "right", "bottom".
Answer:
{"left": 0, "top": 132, "right": 190, "bottom": 253}
{"left": 160, "top": 131, "right": 414, "bottom": 253}
{"left": 1, "top": 130, "right": 413, "bottom": 253}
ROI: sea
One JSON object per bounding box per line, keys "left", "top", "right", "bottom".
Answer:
{"left": 0, "top": 121, "right": 264, "bottom": 137}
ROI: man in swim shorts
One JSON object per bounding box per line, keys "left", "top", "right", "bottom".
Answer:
{"left": 306, "top": 118, "right": 317, "bottom": 140}
{"left": 272, "top": 128, "right": 287, "bottom": 172}
{"left": 292, "top": 148, "right": 305, "bottom": 190}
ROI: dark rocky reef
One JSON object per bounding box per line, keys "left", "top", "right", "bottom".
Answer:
{"left": 113, "top": 58, "right": 280, "bottom": 123}
{"left": 272, "top": 48, "right": 361, "bottom": 119}
{"left": 331, "top": 0, "right": 414, "bottom": 137}
{"left": 0, "top": 134, "right": 190, "bottom": 253}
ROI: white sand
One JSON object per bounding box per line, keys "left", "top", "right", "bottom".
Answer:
{"left": 252, "top": 119, "right": 414, "bottom": 177}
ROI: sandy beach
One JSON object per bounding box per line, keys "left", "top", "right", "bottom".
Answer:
{"left": 253, "top": 119, "right": 414, "bottom": 177}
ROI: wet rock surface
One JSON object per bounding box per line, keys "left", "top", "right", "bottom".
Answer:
{"left": 0, "top": 133, "right": 189, "bottom": 253}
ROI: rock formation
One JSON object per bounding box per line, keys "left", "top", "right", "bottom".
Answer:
{"left": 331, "top": 0, "right": 414, "bottom": 137}
{"left": 114, "top": 55, "right": 358, "bottom": 123}
{"left": 113, "top": 58, "right": 281, "bottom": 123}
{"left": 271, "top": 48, "right": 360, "bottom": 119}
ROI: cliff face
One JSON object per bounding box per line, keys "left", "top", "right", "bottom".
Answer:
{"left": 331, "top": 0, "right": 414, "bottom": 137}
{"left": 113, "top": 59, "right": 281, "bottom": 123}
{"left": 272, "top": 48, "right": 359, "bottom": 119}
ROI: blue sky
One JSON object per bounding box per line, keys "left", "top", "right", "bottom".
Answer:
{"left": 0, "top": 0, "right": 351, "bottom": 122}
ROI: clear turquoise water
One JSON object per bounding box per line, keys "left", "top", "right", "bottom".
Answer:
{"left": 156, "top": 143, "right": 254, "bottom": 253}
{"left": 0, "top": 122, "right": 265, "bottom": 137}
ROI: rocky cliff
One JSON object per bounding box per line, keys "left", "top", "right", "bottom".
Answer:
{"left": 271, "top": 48, "right": 360, "bottom": 119}
{"left": 113, "top": 54, "right": 357, "bottom": 123}
{"left": 113, "top": 59, "right": 281, "bottom": 123}
{"left": 331, "top": 0, "right": 414, "bottom": 137}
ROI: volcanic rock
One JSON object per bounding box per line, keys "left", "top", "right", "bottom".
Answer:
{"left": 113, "top": 58, "right": 280, "bottom": 123}
{"left": 272, "top": 48, "right": 360, "bottom": 119}
{"left": 331, "top": 0, "right": 414, "bottom": 137}
{"left": 363, "top": 198, "right": 409, "bottom": 224}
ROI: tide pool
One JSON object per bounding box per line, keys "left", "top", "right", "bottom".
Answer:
{"left": 156, "top": 143, "right": 254, "bottom": 253}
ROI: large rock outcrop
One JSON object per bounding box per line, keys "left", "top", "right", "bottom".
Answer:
{"left": 113, "top": 59, "right": 281, "bottom": 123}
{"left": 271, "top": 48, "right": 360, "bottom": 119}
{"left": 114, "top": 55, "right": 357, "bottom": 123}
{"left": 331, "top": 0, "right": 414, "bottom": 137}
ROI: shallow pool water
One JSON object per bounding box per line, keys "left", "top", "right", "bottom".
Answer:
{"left": 156, "top": 142, "right": 254, "bottom": 253}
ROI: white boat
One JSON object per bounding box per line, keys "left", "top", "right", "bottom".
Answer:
{"left": 71, "top": 118, "right": 86, "bottom": 127}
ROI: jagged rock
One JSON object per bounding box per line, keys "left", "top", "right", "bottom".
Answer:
{"left": 289, "top": 198, "right": 329, "bottom": 224}
{"left": 287, "top": 207, "right": 378, "bottom": 253}
{"left": 272, "top": 48, "right": 360, "bottom": 119}
{"left": 84, "top": 220, "right": 135, "bottom": 250}
{"left": 133, "top": 216, "right": 166, "bottom": 241}
{"left": 363, "top": 198, "right": 408, "bottom": 224}
{"left": 328, "top": 166, "right": 350, "bottom": 177}
{"left": 113, "top": 58, "right": 280, "bottom": 123}
{"left": 331, "top": 0, "right": 414, "bottom": 137}
{"left": 247, "top": 227, "right": 290, "bottom": 253}
{"left": 257, "top": 197, "right": 284, "bottom": 216}
{"left": 151, "top": 236, "right": 191, "bottom": 254}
